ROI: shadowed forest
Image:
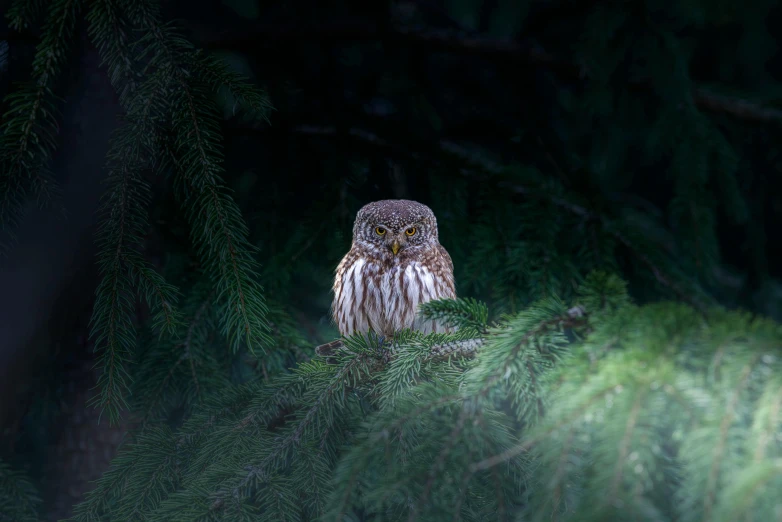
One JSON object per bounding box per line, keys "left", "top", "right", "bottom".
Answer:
{"left": 1, "top": 0, "right": 782, "bottom": 520}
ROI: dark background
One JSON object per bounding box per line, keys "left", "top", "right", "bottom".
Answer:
{"left": 1, "top": 0, "right": 781, "bottom": 519}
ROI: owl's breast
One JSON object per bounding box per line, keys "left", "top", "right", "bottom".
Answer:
{"left": 381, "top": 261, "right": 454, "bottom": 335}
{"left": 333, "top": 252, "right": 455, "bottom": 339}
{"left": 349, "top": 259, "right": 449, "bottom": 336}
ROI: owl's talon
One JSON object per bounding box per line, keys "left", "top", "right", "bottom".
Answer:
{"left": 315, "top": 339, "right": 344, "bottom": 358}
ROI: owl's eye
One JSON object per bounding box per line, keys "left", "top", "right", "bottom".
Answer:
{"left": 405, "top": 227, "right": 417, "bottom": 236}
{"left": 375, "top": 227, "right": 386, "bottom": 236}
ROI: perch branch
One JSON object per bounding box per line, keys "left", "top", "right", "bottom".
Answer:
{"left": 315, "top": 337, "right": 482, "bottom": 360}
{"left": 314, "top": 306, "right": 586, "bottom": 361}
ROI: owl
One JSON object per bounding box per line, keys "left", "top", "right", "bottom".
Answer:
{"left": 331, "top": 199, "right": 456, "bottom": 343}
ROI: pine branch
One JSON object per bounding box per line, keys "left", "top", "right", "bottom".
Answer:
{"left": 468, "top": 384, "right": 616, "bottom": 473}
{"left": 89, "top": 162, "right": 146, "bottom": 422}
{"left": 0, "top": 459, "right": 42, "bottom": 522}
{"left": 469, "top": 302, "right": 587, "bottom": 396}
{"left": 407, "top": 410, "right": 468, "bottom": 522}
{"left": 426, "top": 337, "right": 484, "bottom": 361}
{"left": 316, "top": 302, "right": 585, "bottom": 364}
{"left": 0, "top": 0, "right": 82, "bottom": 255}
{"left": 693, "top": 88, "right": 782, "bottom": 125}
{"left": 173, "top": 95, "right": 271, "bottom": 353}
{"left": 127, "top": 1, "right": 272, "bottom": 355}
{"left": 88, "top": 65, "right": 182, "bottom": 423}
{"left": 81, "top": 0, "right": 274, "bottom": 423}
{"left": 208, "top": 353, "right": 372, "bottom": 513}
{"left": 66, "top": 427, "right": 179, "bottom": 522}
{"left": 702, "top": 354, "right": 761, "bottom": 521}
{"left": 189, "top": 51, "right": 273, "bottom": 117}
{"left": 86, "top": 0, "right": 141, "bottom": 106}
{"left": 132, "top": 279, "right": 223, "bottom": 425}
{"left": 206, "top": 20, "right": 782, "bottom": 125}
{"left": 72, "top": 288, "right": 782, "bottom": 521}
{"left": 5, "top": 0, "right": 49, "bottom": 30}
{"left": 315, "top": 333, "right": 483, "bottom": 361}
{"left": 389, "top": 27, "right": 782, "bottom": 124}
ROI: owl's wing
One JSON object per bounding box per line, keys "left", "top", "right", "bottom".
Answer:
{"left": 436, "top": 244, "right": 454, "bottom": 272}
{"left": 435, "top": 244, "right": 456, "bottom": 298}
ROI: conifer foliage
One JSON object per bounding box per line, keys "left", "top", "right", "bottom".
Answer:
{"left": 2, "top": 0, "right": 274, "bottom": 424}
{"left": 65, "top": 277, "right": 782, "bottom": 521}
{"left": 2, "top": 0, "right": 782, "bottom": 520}
{"left": 0, "top": 459, "right": 42, "bottom": 522}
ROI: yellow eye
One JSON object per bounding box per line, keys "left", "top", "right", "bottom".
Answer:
{"left": 405, "top": 227, "right": 416, "bottom": 236}
{"left": 375, "top": 227, "right": 386, "bottom": 236}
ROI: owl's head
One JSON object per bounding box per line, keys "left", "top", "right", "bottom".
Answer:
{"left": 353, "top": 199, "right": 439, "bottom": 257}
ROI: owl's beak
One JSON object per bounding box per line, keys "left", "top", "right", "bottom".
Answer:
{"left": 390, "top": 240, "right": 400, "bottom": 255}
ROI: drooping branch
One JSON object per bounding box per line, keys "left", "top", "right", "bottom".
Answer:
{"left": 201, "top": 19, "right": 782, "bottom": 126}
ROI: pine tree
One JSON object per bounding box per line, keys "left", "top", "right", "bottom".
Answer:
{"left": 1, "top": 0, "right": 782, "bottom": 520}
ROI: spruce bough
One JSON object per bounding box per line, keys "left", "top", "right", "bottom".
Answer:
{"left": 1, "top": 0, "right": 275, "bottom": 424}
{"left": 66, "top": 271, "right": 782, "bottom": 521}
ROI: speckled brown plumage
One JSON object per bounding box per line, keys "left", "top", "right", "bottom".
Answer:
{"left": 332, "top": 199, "right": 456, "bottom": 340}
